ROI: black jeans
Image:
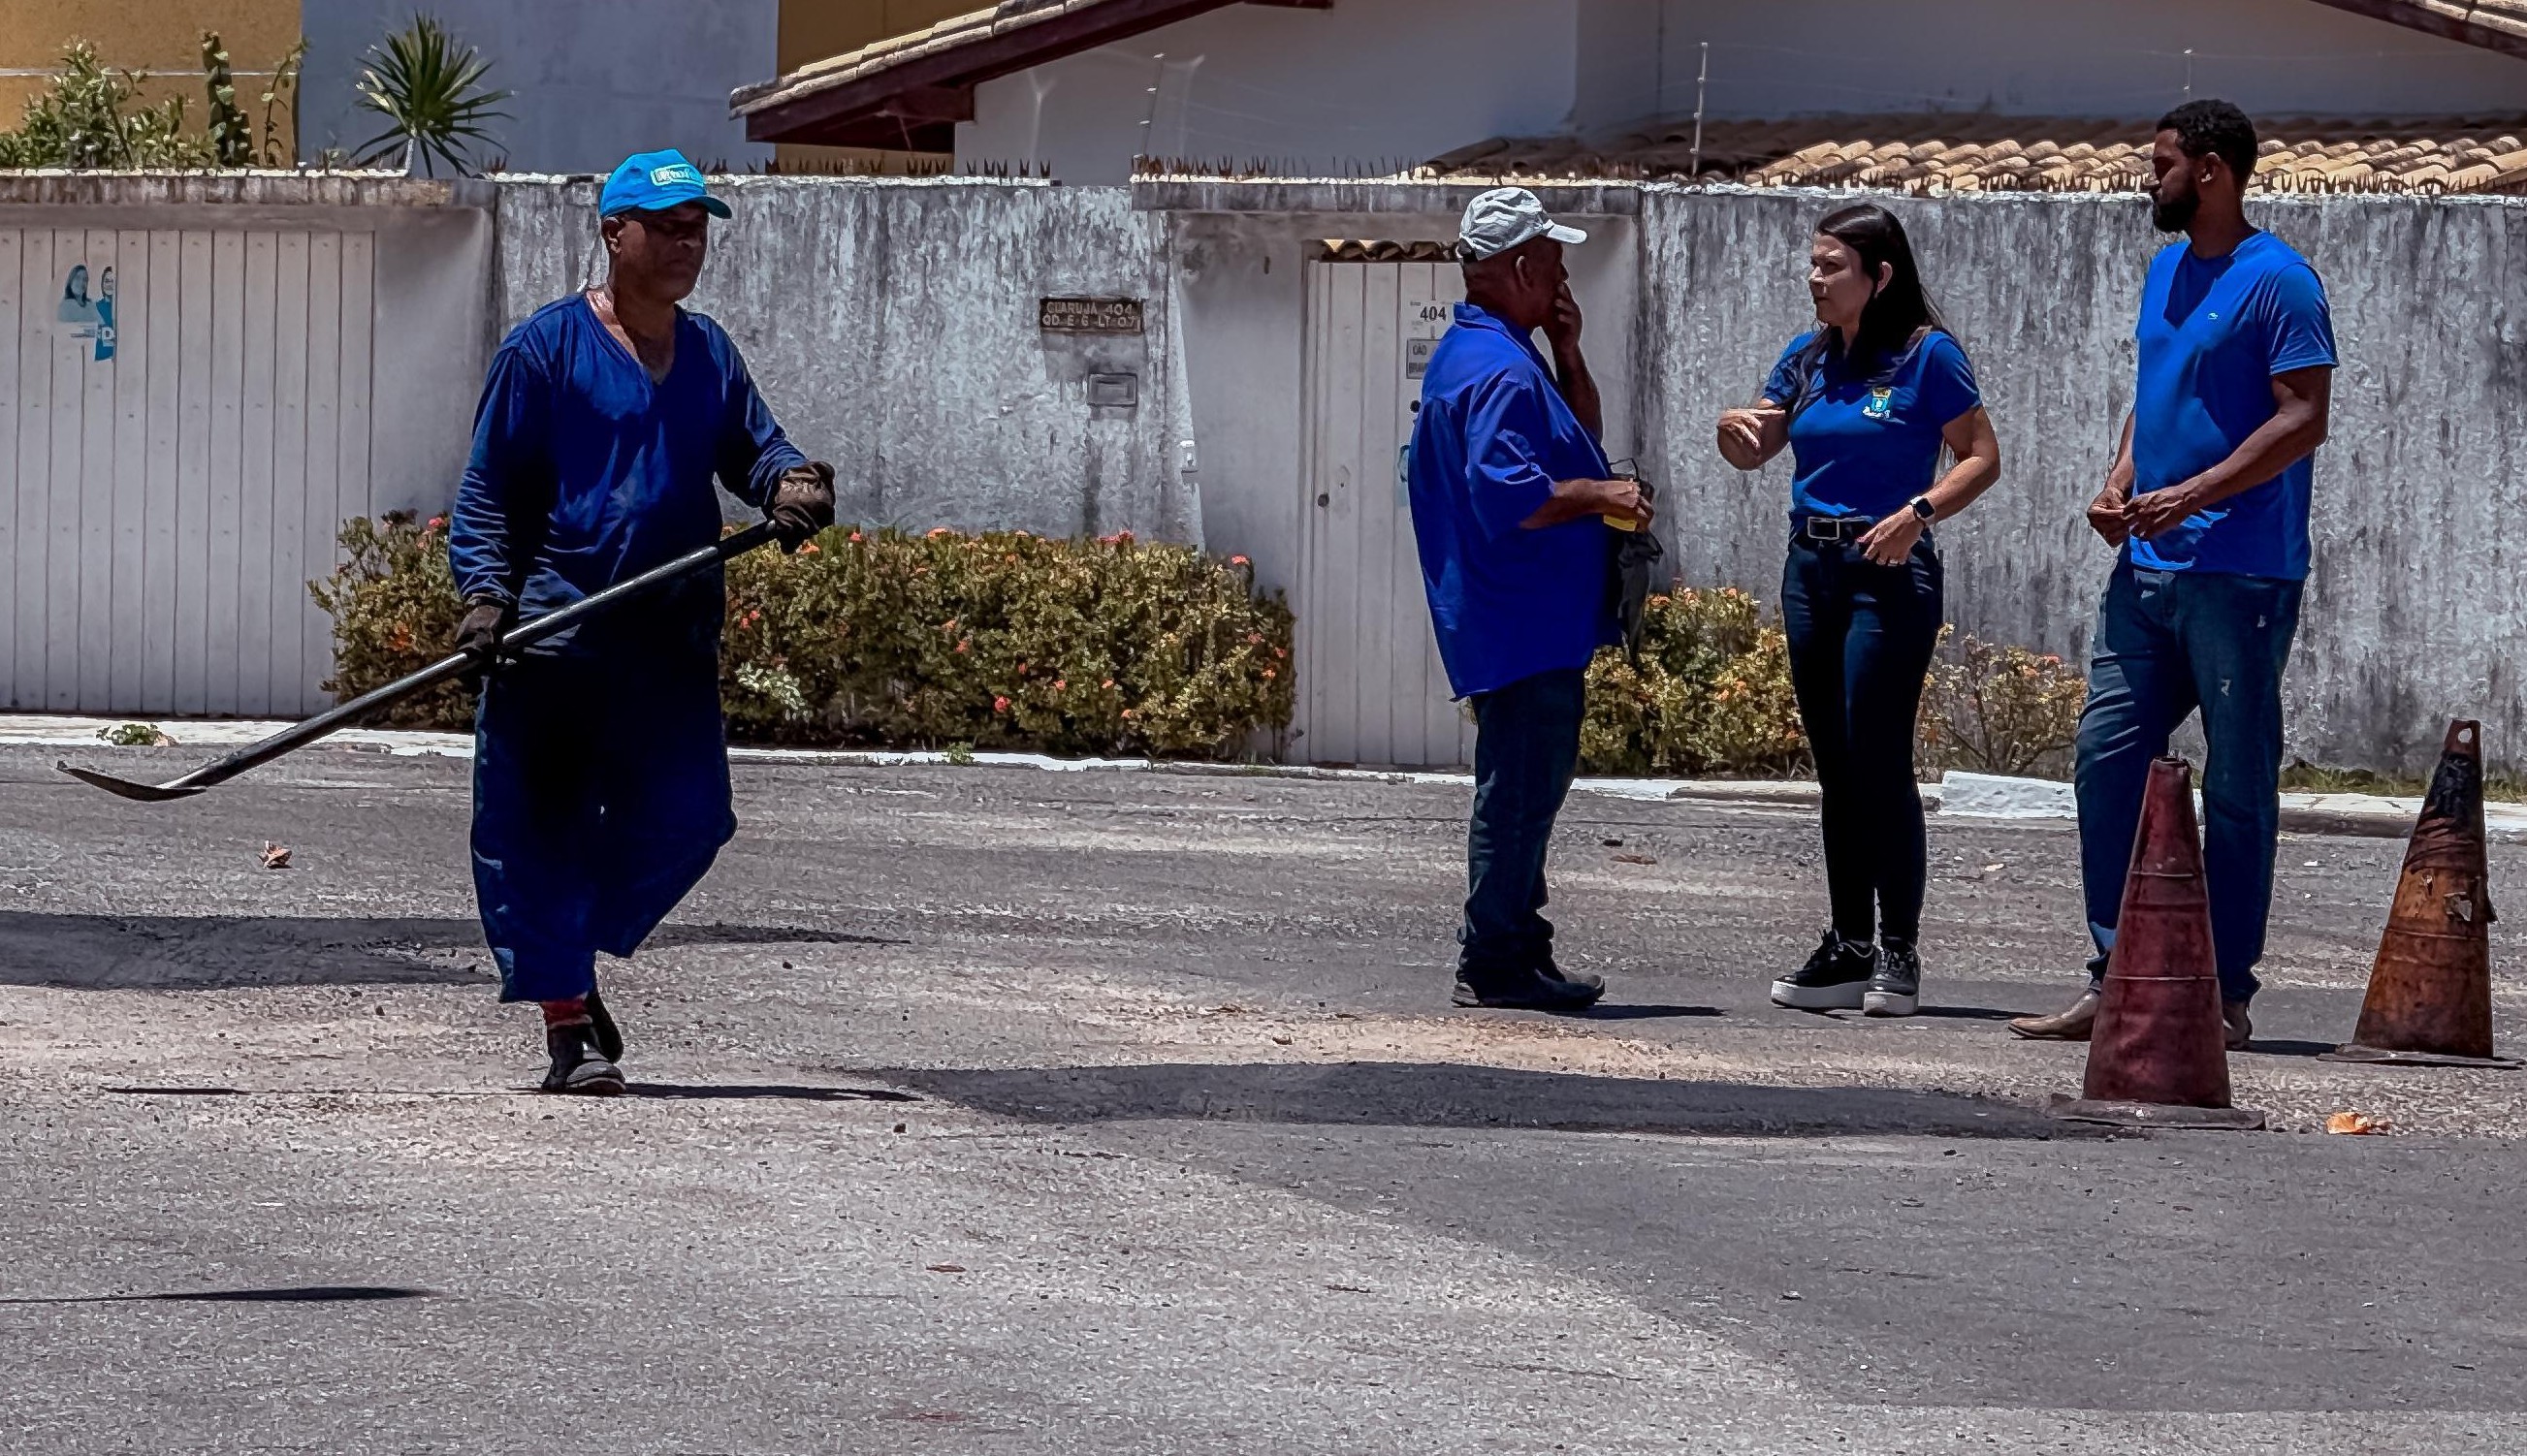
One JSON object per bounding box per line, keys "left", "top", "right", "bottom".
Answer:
{"left": 1459, "top": 666, "right": 1587, "bottom": 979}
{"left": 1780, "top": 535, "right": 1943, "bottom": 946}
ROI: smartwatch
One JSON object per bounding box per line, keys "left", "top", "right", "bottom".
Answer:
{"left": 1907, "top": 495, "right": 1935, "bottom": 523}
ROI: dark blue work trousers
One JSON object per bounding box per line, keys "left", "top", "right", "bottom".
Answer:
{"left": 2074, "top": 561, "right": 2301, "bottom": 1004}
{"left": 472, "top": 644, "right": 736, "bottom": 1003}
{"left": 1780, "top": 535, "right": 1944, "bottom": 946}
{"left": 1459, "top": 666, "right": 1587, "bottom": 979}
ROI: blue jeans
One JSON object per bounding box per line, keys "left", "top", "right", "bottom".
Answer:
{"left": 2073, "top": 562, "right": 2302, "bottom": 1004}
{"left": 1459, "top": 667, "right": 1586, "bottom": 979}
{"left": 1780, "top": 534, "right": 1944, "bottom": 945}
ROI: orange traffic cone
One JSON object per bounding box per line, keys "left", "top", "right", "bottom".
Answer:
{"left": 2324, "top": 719, "right": 2520, "bottom": 1069}
{"left": 2050, "top": 757, "right": 2266, "bottom": 1129}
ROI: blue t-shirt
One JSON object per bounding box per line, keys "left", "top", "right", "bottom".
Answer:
{"left": 451, "top": 295, "right": 807, "bottom": 655}
{"left": 2128, "top": 231, "right": 2337, "bottom": 579}
{"left": 1407, "top": 302, "right": 1615, "bottom": 699}
{"left": 1761, "top": 330, "right": 1980, "bottom": 522}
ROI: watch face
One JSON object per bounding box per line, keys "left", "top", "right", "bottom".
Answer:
{"left": 1912, "top": 498, "right": 1935, "bottom": 521}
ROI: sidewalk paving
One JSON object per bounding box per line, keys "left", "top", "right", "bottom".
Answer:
{"left": 7, "top": 712, "right": 2514, "bottom": 840}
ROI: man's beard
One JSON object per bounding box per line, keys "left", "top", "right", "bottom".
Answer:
{"left": 2152, "top": 186, "right": 2199, "bottom": 234}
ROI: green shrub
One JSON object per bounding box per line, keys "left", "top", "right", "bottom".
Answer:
{"left": 1579, "top": 590, "right": 2091, "bottom": 781}
{"left": 1917, "top": 633, "right": 2088, "bottom": 778}
{"left": 1581, "top": 587, "right": 1806, "bottom": 777}
{"left": 310, "top": 517, "right": 1295, "bottom": 759}
{"left": 308, "top": 512, "right": 472, "bottom": 729}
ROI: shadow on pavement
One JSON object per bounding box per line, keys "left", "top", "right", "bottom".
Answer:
{"left": 874, "top": 1060, "right": 2090, "bottom": 1140}
{"left": 0, "top": 1284, "right": 432, "bottom": 1305}
{"left": 627, "top": 1083, "right": 920, "bottom": 1103}
{"left": 0, "top": 913, "right": 900, "bottom": 991}
{"left": 1578, "top": 1003, "right": 1717, "bottom": 1021}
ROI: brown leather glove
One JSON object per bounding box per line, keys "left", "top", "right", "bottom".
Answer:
{"left": 767, "top": 460, "right": 837, "bottom": 553}
{"left": 453, "top": 599, "right": 508, "bottom": 686}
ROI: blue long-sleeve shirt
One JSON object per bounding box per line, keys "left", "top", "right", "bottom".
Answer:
{"left": 451, "top": 294, "right": 807, "bottom": 654}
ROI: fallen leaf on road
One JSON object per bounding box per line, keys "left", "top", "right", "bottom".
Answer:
{"left": 1982, "top": 863, "right": 2005, "bottom": 873}
{"left": 1601, "top": 838, "right": 1624, "bottom": 848}
{"left": 2325, "top": 1112, "right": 2392, "bottom": 1135}
{"left": 925, "top": 1263, "right": 966, "bottom": 1274}
{"left": 260, "top": 842, "right": 291, "bottom": 870}
{"left": 1269, "top": 1033, "right": 1294, "bottom": 1045}
{"left": 1612, "top": 853, "right": 1657, "bottom": 866}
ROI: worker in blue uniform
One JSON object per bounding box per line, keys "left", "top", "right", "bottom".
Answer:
{"left": 449, "top": 149, "right": 835, "bottom": 1094}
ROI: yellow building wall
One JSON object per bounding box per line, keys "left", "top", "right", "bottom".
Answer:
{"left": 774, "top": 0, "right": 976, "bottom": 173}
{"left": 0, "top": 0, "right": 302, "bottom": 150}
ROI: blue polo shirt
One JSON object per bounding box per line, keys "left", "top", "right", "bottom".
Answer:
{"left": 1761, "top": 329, "right": 1979, "bottom": 522}
{"left": 1407, "top": 302, "right": 1615, "bottom": 699}
{"left": 2128, "top": 231, "right": 2337, "bottom": 579}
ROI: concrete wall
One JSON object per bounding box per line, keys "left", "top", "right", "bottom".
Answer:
{"left": 1637, "top": 186, "right": 2527, "bottom": 775}
{"left": 300, "top": 2, "right": 778, "bottom": 174}
{"left": 954, "top": 0, "right": 2527, "bottom": 183}
{"left": 492, "top": 176, "right": 1196, "bottom": 542}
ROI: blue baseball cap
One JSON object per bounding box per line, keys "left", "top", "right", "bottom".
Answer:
{"left": 600, "top": 148, "right": 730, "bottom": 219}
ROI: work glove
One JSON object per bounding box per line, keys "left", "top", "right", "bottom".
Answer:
{"left": 453, "top": 599, "right": 509, "bottom": 688}
{"left": 767, "top": 460, "right": 837, "bottom": 553}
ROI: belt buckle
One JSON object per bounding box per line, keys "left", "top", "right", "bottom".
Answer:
{"left": 1806, "top": 516, "right": 1863, "bottom": 543}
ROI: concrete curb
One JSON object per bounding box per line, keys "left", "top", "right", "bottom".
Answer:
{"left": 9, "top": 712, "right": 2511, "bottom": 842}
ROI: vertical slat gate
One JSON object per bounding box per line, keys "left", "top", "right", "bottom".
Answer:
{"left": 0, "top": 226, "right": 379, "bottom": 717}
{"left": 1297, "top": 259, "right": 1477, "bottom": 769}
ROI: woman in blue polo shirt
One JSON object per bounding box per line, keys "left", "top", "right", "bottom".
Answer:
{"left": 1716, "top": 203, "right": 2001, "bottom": 1018}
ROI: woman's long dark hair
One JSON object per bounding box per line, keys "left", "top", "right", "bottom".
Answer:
{"left": 1781, "top": 203, "right": 1958, "bottom": 416}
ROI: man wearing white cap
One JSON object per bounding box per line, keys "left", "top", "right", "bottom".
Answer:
{"left": 1407, "top": 187, "right": 1652, "bottom": 1012}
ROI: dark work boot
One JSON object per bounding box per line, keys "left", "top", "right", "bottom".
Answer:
{"left": 542, "top": 1022, "right": 625, "bottom": 1096}
{"left": 587, "top": 985, "right": 624, "bottom": 1064}
{"left": 1454, "top": 965, "right": 1606, "bottom": 1014}
{"left": 1771, "top": 931, "right": 1875, "bottom": 1011}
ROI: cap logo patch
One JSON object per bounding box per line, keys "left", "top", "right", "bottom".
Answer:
{"left": 649, "top": 164, "right": 702, "bottom": 187}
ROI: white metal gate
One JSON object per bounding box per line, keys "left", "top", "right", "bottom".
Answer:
{"left": 0, "top": 226, "right": 378, "bottom": 716}
{"left": 1297, "top": 259, "right": 1471, "bottom": 769}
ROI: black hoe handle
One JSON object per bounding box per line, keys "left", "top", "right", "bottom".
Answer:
{"left": 58, "top": 522, "right": 780, "bottom": 803}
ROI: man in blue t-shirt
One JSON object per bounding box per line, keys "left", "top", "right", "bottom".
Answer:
{"left": 2011, "top": 102, "right": 2336, "bottom": 1049}
{"left": 451, "top": 150, "right": 836, "bottom": 1093}
{"left": 1408, "top": 188, "right": 1652, "bottom": 1012}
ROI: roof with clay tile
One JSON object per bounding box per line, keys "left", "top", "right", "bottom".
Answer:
{"left": 1424, "top": 116, "right": 2527, "bottom": 197}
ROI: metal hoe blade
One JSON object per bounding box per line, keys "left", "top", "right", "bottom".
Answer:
{"left": 55, "top": 762, "right": 208, "bottom": 802}
{"left": 54, "top": 522, "right": 781, "bottom": 805}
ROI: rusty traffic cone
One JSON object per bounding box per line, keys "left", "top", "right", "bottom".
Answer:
{"left": 2050, "top": 757, "right": 2266, "bottom": 1129}
{"left": 2324, "top": 719, "right": 2520, "bottom": 1069}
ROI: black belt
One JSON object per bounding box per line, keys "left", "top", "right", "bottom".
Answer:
{"left": 1796, "top": 515, "right": 1875, "bottom": 544}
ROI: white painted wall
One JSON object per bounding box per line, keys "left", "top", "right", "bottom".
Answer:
{"left": 301, "top": 1, "right": 779, "bottom": 174}
{"left": 959, "top": 0, "right": 2527, "bottom": 183}
{"left": 961, "top": 0, "right": 1583, "bottom": 184}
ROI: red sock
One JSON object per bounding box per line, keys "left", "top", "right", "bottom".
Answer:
{"left": 541, "top": 997, "right": 591, "bottom": 1029}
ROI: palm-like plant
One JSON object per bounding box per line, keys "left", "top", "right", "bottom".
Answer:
{"left": 352, "top": 15, "right": 508, "bottom": 175}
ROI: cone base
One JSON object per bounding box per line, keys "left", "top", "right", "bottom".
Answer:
{"left": 2045, "top": 1093, "right": 2267, "bottom": 1130}
{"left": 2321, "top": 1042, "right": 2521, "bottom": 1070}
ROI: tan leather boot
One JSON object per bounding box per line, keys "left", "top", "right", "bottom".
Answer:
{"left": 2008, "top": 989, "right": 2099, "bottom": 1040}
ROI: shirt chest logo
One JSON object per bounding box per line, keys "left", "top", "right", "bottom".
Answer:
{"left": 1861, "top": 387, "right": 1895, "bottom": 422}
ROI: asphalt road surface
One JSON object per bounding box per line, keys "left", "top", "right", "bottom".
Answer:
{"left": 5, "top": 741, "right": 2525, "bottom": 1453}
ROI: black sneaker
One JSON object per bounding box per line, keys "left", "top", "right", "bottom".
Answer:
{"left": 1771, "top": 931, "right": 1875, "bottom": 1010}
{"left": 587, "top": 985, "right": 624, "bottom": 1064}
{"left": 1454, "top": 965, "right": 1606, "bottom": 1013}
{"left": 1864, "top": 938, "right": 1921, "bottom": 1018}
{"left": 541, "top": 1022, "right": 625, "bottom": 1096}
